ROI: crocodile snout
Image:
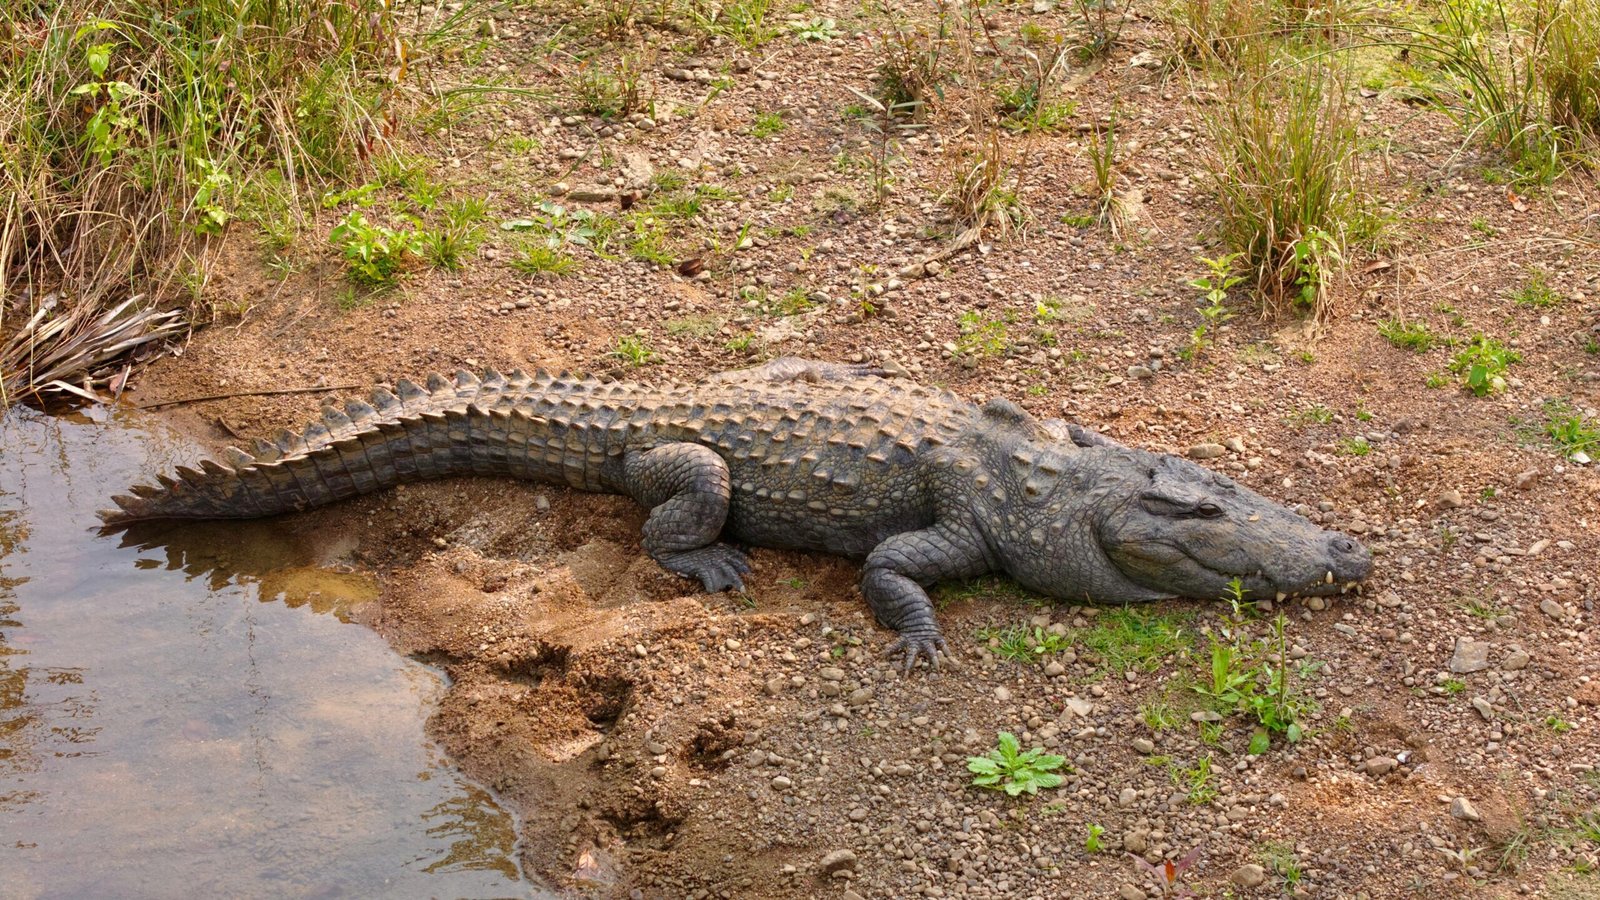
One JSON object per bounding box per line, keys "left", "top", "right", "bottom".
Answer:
{"left": 1326, "top": 533, "right": 1372, "bottom": 583}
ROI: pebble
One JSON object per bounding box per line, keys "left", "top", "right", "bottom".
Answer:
{"left": 1449, "top": 637, "right": 1491, "bottom": 674}
{"left": 1231, "top": 863, "right": 1267, "bottom": 888}
{"left": 1471, "top": 697, "right": 1494, "bottom": 720}
{"left": 772, "top": 775, "right": 793, "bottom": 790}
{"left": 1451, "top": 796, "right": 1482, "bottom": 822}
{"left": 1044, "top": 660, "right": 1066, "bottom": 676}
{"left": 1539, "top": 598, "right": 1567, "bottom": 621}
{"left": 1118, "top": 787, "right": 1138, "bottom": 807}
{"left": 819, "top": 849, "right": 858, "bottom": 874}
{"left": 1131, "top": 737, "right": 1155, "bottom": 754}
{"left": 1438, "top": 489, "right": 1465, "bottom": 508}
{"left": 1501, "top": 648, "right": 1531, "bottom": 671}
{"left": 820, "top": 667, "right": 846, "bottom": 681}
{"left": 1365, "top": 756, "right": 1398, "bottom": 776}
{"left": 1119, "top": 885, "right": 1147, "bottom": 900}
{"left": 1188, "top": 443, "right": 1227, "bottom": 459}
{"left": 1065, "top": 697, "right": 1094, "bottom": 718}
{"left": 994, "top": 686, "right": 1012, "bottom": 702}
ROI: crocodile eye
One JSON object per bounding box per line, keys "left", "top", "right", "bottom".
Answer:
{"left": 1195, "top": 502, "right": 1224, "bottom": 518}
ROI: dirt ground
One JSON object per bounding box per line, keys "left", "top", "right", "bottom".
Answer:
{"left": 119, "top": 0, "right": 1600, "bottom": 896}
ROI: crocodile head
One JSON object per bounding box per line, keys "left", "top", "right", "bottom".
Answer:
{"left": 992, "top": 446, "right": 1371, "bottom": 605}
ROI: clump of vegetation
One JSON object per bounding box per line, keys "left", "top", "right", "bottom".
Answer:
{"left": 1448, "top": 333, "right": 1521, "bottom": 396}
{"left": 330, "top": 213, "right": 419, "bottom": 287}
{"left": 570, "top": 52, "right": 651, "bottom": 120}
{"left": 417, "top": 198, "right": 489, "bottom": 271}
{"left": 1076, "top": 608, "right": 1192, "bottom": 674}
{"left": 1192, "top": 613, "right": 1318, "bottom": 750}
{"left": 871, "top": 10, "right": 954, "bottom": 111}
{"left": 511, "top": 243, "right": 578, "bottom": 276}
{"left": 955, "top": 310, "right": 1012, "bottom": 357}
{"left": 751, "top": 111, "right": 787, "bottom": 137}
{"left": 975, "top": 624, "right": 1072, "bottom": 663}
{"left": 1085, "top": 106, "right": 1129, "bottom": 235}
{"left": 1203, "top": 58, "right": 1365, "bottom": 318}
{"left": 1543, "top": 398, "right": 1598, "bottom": 460}
{"left": 612, "top": 334, "right": 656, "bottom": 366}
{"left": 1378, "top": 318, "right": 1438, "bottom": 352}
{"left": 2, "top": 0, "right": 448, "bottom": 404}
{"left": 966, "top": 731, "right": 1069, "bottom": 796}
{"left": 1511, "top": 271, "right": 1560, "bottom": 307}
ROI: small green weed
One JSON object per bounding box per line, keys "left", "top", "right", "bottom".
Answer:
{"left": 1512, "top": 272, "right": 1560, "bottom": 308}
{"left": 1378, "top": 319, "right": 1438, "bottom": 352}
{"left": 791, "top": 16, "right": 842, "bottom": 41}
{"left": 612, "top": 335, "right": 656, "bottom": 366}
{"left": 955, "top": 310, "right": 1011, "bottom": 358}
{"left": 1085, "top": 823, "right": 1107, "bottom": 853}
{"left": 1336, "top": 436, "right": 1372, "bottom": 456}
{"left": 1075, "top": 608, "right": 1191, "bottom": 674}
{"left": 1287, "top": 404, "right": 1334, "bottom": 427}
{"left": 975, "top": 625, "right": 1072, "bottom": 663}
{"left": 1175, "top": 755, "right": 1217, "bottom": 804}
{"left": 1141, "top": 700, "right": 1182, "bottom": 732}
{"left": 1543, "top": 399, "right": 1598, "bottom": 459}
{"left": 967, "top": 732, "right": 1069, "bottom": 797}
{"left": 751, "top": 111, "right": 787, "bottom": 137}
{"left": 329, "top": 212, "right": 417, "bottom": 287}
{"left": 511, "top": 243, "right": 577, "bottom": 275}
{"left": 1442, "top": 678, "right": 1466, "bottom": 695}
{"left": 1448, "top": 333, "right": 1521, "bottom": 396}
{"left": 1183, "top": 253, "right": 1243, "bottom": 360}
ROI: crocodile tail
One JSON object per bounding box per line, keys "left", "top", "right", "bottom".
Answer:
{"left": 99, "top": 368, "right": 550, "bottom": 526}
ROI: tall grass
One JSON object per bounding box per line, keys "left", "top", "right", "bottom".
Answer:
{"left": 1390, "top": 0, "right": 1600, "bottom": 178}
{"left": 0, "top": 0, "right": 464, "bottom": 406}
{"left": 1202, "top": 58, "right": 1365, "bottom": 318}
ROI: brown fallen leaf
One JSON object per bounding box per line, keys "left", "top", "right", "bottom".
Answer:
{"left": 677, "top": 257, "right": 706, "bottom": 277}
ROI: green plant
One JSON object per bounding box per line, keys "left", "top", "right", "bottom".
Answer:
{"left": 791, "top": 16, "right": 842, "bottom": 41}
{"left": 967, "top": 732, "right": 1069, "bottom": 797}
{"left": 417, "top": 197, "right": 488, "bottom": 270}
{"left": 1448, "top": 333, "right": 1521, "bottom": 396}
{"left": 1287, "top": 403, "right": 1334, "bottom": 427}
{"left": 751, "top": 111, "right": 788, "bottom": 137}
{"left": 1204, "top": 58, "right": 1364, "bottom": 317}
{"left": 692, "top": 0, "right": 781, "bottom": 47}
{"left": 1085, "top": 823, "right": 1108, "bottom": 853}
{"left": 1262, "top": 841, "right": 1304, "bottom": 888}
{"left": 955, "top": 311, "right": 1012, "bottom": 358}
{"left": 511, "top": 243, "right": 578, "bottom": 275}
{"left": 1512, "top": 271, "right": 1561, "bottom": 307}
{"left": 1545, "top": 714, "right": 1575, "bottom": 733}
{"left": 329, "top": 212, "right": 418, "bottom": 287}
{"left": 1085, "top": 106, "right": 1127, "bottom": 234}
{"left": 1070, "top": 0, "right": 1133, "bottom": 59}
{"left": 1141, "top": 700, "right": 1182, "bottom": 731}
{"left": 612, "top": 335, "right": 655, "bottom": 366}
{"left": 1378, "top": 318, "right": 1438, "bottom": 352}
{"left": 1442, "top": 677, "right": 1467, "bottom": 695}
{"left": 1131, "top": 845, "right": 1204, "bottom": 898}
{"left": 976, "top": 624, "right": 1072, "bottom": 663}
{"left": 1543, "top": 398, "right": 1598, "bottom": 460}
{"left": 1076, "top": 609, "right": 1192, "bottom": 674}
{"left": 1336, "top": 436, "right": 1372, "bottom": 456}
{"left": 571, "top": 52, "right": 649, "bottom": 120}
{"left": 1176, "top": 755, "right": 1217, "bottom": 804}
{"left": 1184, "top": 253, "right": 1243, "bottom": 359}
{"left": 872, "top": 10, "right": 953, "bottom": 110}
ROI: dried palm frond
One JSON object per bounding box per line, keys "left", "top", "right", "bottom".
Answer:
{"left": 1, "top": 294, "right": 184, "bottom": 406}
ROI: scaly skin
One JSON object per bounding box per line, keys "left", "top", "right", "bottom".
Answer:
{"left": 103, "top": 358, "right": 1372, "bottom": 671}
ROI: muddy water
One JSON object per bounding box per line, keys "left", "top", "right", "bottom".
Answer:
{"left": 0, "top": 406, "right": 541, "bottom": 898}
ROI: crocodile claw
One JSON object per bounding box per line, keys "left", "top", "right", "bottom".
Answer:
{"left": 661, "top": 544, "right": 752, "bottom": 594}
{"left": 885, "top": 629, "right": 954, "bottom": 675}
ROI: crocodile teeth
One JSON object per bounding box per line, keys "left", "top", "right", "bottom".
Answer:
{"left": 1340, "top": 583, "right": 1350, "bottom": 594}
{"left": 1325, "top": 570, "right": 1335, "bottom": 585}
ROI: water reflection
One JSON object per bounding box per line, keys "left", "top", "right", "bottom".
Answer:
{"left": 0, "top": 406, "right": 537, "bottom": 898}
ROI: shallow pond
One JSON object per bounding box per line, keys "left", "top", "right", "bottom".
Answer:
{"left": 0, "top": 406, "right": 541, "bottom": 898}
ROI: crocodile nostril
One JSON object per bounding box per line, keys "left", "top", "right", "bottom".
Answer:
{"left": 1331, "top": 536, "right": 1358, "bottom": 555}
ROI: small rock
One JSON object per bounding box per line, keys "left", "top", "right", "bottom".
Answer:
{"left": 1119, "top": 884, "right": 1147, "bottom": 900}
{"left": 1044, "top": 660, "right": 1066, "bottom": 677}
{"left": 1118, "top": 787, "right": 1138, "bottom": 807}
{"left": 1438, "top": 490, "right": 1465, "bottom": 509}
{"left": 1188, "top": 443, "right": 1227, "bottom": 459}
{"left": 1501, "top": 649, "right": 1531, "bottom": 671}
{"left": 568, "top": 185, "right": 617, "bottom": 202}
{"left": 1223, "top": 436, "right": 1247, "bottom": 453}
{"left": 995, "top": 686, "right": 1012, "bottom": 702}
{"left": 820, "top": 667, "right": 846, "bottom": 681}
{"left": 1449, "top": 637, "right": 1491, "bottom": 674}
{"left": 1539, "top": 598, "right": 1567, "bottom": 621}
{"left": 1471, "top": 697, "right": 1494, "bottom": 721}
{"left": 1450, "top": 796, "right": 1482, "bottom": 822}
{"left": 1065, "top": 697, "right": 1094, "bottom": 718}
{"left": 1123, "top": 831, "right": 1148, "bottom": 854}
{"left": 1232, "top": 863, "right": 1268, "bottom": 888}
{"left": 1127, "top": 365, "right": 1154, "bottom": 380}
{"left": 1365, "top": 756, "right": 1398, "bottom": 776}
{"left": 1131, "top": 737, "right": 1155, "bottom": 754}
{"left": 818, "top": 849, "right": 858, "bottom": 874}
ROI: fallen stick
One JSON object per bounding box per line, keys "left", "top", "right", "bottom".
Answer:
{"left": 134, "top": 384, "right": 363, "bottom": 411}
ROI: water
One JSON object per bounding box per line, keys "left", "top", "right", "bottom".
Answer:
{"left": 0, "top": 405, "right": 536, "bottom": 899}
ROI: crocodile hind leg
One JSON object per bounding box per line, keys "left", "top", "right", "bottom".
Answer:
{"left": 862, "top": 523, "right": 993, "bottom": 672}
{"left": 623, "top": 444, "right": 752, "bottom": 592}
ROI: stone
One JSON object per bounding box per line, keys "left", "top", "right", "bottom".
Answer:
{"left": 1065, "top": 697, "right": 1094, "bottom": 719}
{"left": 1471, "top": 697, "right": 1494, "bottom": 720}
{"left": 1501, "top": 648, "right": 1531, "bottom": 671}
{"left": 1043, "top": 660, "right": 1066, "bottom": 676}
{"left": 1438, "top": 489, "right": 1465, "bottom": 508}
{"left": 1123, "top": 831, "right": 1148, "bottom": 854}
{"left": 1131, "top": 737, "right": 1155, "bottom": 754}
{"left": 568, "top": 185, "right": 617, "bottom": 202}
{"left": 1232, "top": 863, "right": 1268, "bottom": 888}
{"left": 1450, "top": 796, "right": 1481, "bottom": 822}
{"left": 1539, "top": 598, "right": 1567, "bottom": 621}
{"left": 819, "top": 666, "right": 846, "bottom": 681}
{"left": 1118, "top": 787, "right": 1138, "bottom": 807}
{"left": 1449, "top": 637, "right": 1491, "bottom": 674}
{"left": 1365, "top": 756, "right": 1398, "bottom": 776}
{"left": 1119, "top": 884, "right": 1147, "bottom": 900}
{"left": 995, "top": 686, "right": 1012, "bottom": 702}
{"left": 819, "top": 849, "right": 858, "bottom": 874}
{"left": 618, "top": 151, "right": 654, "bottom": 189}
{"left": 1188, "top": 443, "right": 1227, "bottom": 459}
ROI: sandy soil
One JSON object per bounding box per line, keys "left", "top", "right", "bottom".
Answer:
{"left": 117, "top": 0, "right": 1600, "bottom": 896}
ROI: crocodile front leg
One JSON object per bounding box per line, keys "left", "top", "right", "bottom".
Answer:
{"left": 862, "top": 523, "right": 993, "bottom": 673}
{"left": 624, "top": 444, "right": 752, "bottom": 592}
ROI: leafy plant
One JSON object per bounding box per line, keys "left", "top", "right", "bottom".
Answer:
{"left": 1543, "top": 398, "right": 1598, "bottom": 460}
{"left": 976, "top": 624, "right": 1072, "bottom": 663}
{"left": 1086, "top": 823, "right": 1108, "bottom": 853}
{"left": 1183, "top": 252, "right": 1243, "bottom": 359}
{"left": 1378, "top": 318, "right": 1438, "bottom": 352}
{"left": 1512, "top": 271, "right": 1561, "bottom": 307}
{"left": 967, "top": 732, "right": 1069, "bottom": 797}
{"left": 751, "top": 111, "right": 788, "bottom": 137}
{"left": 1336, "top": 436, "right": 1372, "bottom": 456}
{"left": 1448, "top": 333, "right": 1521, "bottom": 396}
{"left": 1077, "top": 609, "right": 1192, "bottom": 674}
{"left": 612, "top": 335, "right": 656, "bottom": 366}
{"left": 329, "top": 212, "right": 417, "bottom": 287}
{"left": 791, "top": 16, "right": 841, "bottom": 41}
{"left": 511, "top": 243, "right": 578, "bottom": 275}
{"left": 955, "top": 310, "right": 1011, "bottom": 358}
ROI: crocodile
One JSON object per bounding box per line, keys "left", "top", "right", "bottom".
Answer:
{"left": 102, "top": 357, "right": 1372, "bottom": 669}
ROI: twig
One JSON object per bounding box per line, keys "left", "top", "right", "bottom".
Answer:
{"left": 134, "top": 384, "right": 364, "bottom": 411}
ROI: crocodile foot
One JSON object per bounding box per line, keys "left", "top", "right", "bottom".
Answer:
{"left": 659, "top": 544, "right": 752, "bottom": 593}
{"left": 885, "top": 627, "right": 956, "bottom": 675}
